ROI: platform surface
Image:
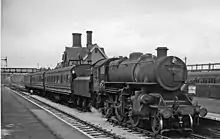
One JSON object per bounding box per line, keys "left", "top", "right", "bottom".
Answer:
{"left": 1, "top": 86, "right": 90, "bottom": 139}
{"left": 193, "top": 97, "right": 220, "bottom": 114}
{"left": 193, "top": 96, "right": 220, "bottom": 120}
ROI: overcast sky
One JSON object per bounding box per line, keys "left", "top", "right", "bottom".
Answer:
{"left": 2, "top": 0, "right": 220, "bottom": 68}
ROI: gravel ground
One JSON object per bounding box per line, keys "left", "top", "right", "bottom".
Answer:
{"left": 32, "top": 95, "right": 153, "bottom": 139}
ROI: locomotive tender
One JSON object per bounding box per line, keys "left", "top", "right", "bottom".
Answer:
{"left": 24, "top": 47, "right": 208, "bottom": 135}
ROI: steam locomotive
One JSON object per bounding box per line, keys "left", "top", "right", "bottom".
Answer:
{"left": 24, "top": 47, "right": 208, "bottom": 135}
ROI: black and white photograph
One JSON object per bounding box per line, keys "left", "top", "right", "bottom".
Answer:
{"left": 1, "top": 0, "right": 220, "bottom": 138}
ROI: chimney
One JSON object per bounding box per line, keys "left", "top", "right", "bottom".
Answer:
{"left": 72, "top": 33, "right": 82, "bottom": 47}
{"left": 86, "top": 31, "right": 92, "bottom": 47}
{"left": 156, "top": 47, "right": 168, "bottom": 58}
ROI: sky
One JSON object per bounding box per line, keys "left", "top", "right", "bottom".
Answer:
{"left": 1, "top": 0, "right": 220, "bottom": 68}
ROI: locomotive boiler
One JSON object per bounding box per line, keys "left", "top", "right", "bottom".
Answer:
{"left": 107, "top": 47, "right": 187, "bottom": 91}
{"left": 93, "top": 47, "right": 207, "bottom": 135}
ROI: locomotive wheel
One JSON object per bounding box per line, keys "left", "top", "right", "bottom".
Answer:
{"left": 130, "top": 116, "right": 140, "bottom": 127}
{"left": 151, "top": 112, "right": 163, "bottom": 135}
{"left": 77, "top": 97, "right": 82, "bottom": 109}
{"left": 70, "top": 95, "right": 77, "bottom": 108}
{"left": 104, "top": 102, "right": 113, "bottom": 118}
{"left": 82, "top": 98, "right": 86, "bottom": 111}
{"left": 115, "top": 106, "right": 124, "bottom": 122}
{"left": 96, "top": 94, "right": 102, "bottom": 108}
{"left": 82, "top": 98, "right": 89, "bottom": 112}
{"left": 103, "top": 96, "right": 114, "bottom": 119}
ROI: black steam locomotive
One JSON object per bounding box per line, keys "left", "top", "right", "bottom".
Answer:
{"left": 24, "top": 47, "right": 207, "bottom": 135}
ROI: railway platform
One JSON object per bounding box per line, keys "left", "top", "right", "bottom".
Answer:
{"left": 193, "top": 97, "right": 220, "bottom": 120}
{"left": 1, "top": 85, "right": 90, "bottom": 139}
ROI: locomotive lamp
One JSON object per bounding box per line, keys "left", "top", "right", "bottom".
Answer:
{"left": 72, "top": 70, "right": 75, "bottom": 74}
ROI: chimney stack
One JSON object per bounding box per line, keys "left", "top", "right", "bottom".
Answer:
{"left": 86, "top": 31, "right": 92, "bottom": 47}
{"left": 156, "top": 47, "right": 168, "bottom": 58}
{"left": 72, "top": 33, "right": 82, "bottom": 47}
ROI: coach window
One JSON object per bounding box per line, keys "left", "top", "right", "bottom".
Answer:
{"left": 65, "top": 75, "right": 67, "bottom": 83}
{"left": 211, "top": 78, "right": 213, "bottom": 84}
{"left": 214, "top": 78, "right": 216, "bottom": 84}
{"left": 63, "top": 74, "right": 65, "bottom": 83}
{"left": 201, "top": 78, "right": 204, "bottom": 84}
{"left": 198, "top": 78, "right": 201, "bottom": 83}
{"left": 67, "top": 75, "right": 70, "bottom": 83}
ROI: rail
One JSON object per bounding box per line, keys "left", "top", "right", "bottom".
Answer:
{"left": 187, "top": 63, "right": 220, "bottom": 72}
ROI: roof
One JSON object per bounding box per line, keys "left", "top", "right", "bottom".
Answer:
{"left": 83, "top": 44, "right": 108, "bottom": 60}
{"left": 46, "top": 65, "right": 75, "bottom": 74}
{"left": 64, "top": 44, "right": 107, "bottom": 61}
{"left": 65, "top": 47, "right": 89, "bottom": 61}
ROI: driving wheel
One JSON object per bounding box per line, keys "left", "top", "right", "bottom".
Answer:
{"left": 103, "top": 96, "right": 113, "bottom": 119}
{"left": 82, "top": 98, "right": 88, "bottom": 111}
{"left": 151, "top": 112, "right": 163, "bottom": 135}
{"left": 130, "top": 116, "right": 140, "bottom": 127}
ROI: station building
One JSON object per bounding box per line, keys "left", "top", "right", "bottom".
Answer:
{"left": 56, "top": 31, "right": 108, "bottom": 68}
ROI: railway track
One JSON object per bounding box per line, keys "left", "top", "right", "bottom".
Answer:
{"left": 8, "top": 85, "right": 217, "bottom": 139}
{"left": 10, "top": 88, "right": 124, "bottom": 139}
